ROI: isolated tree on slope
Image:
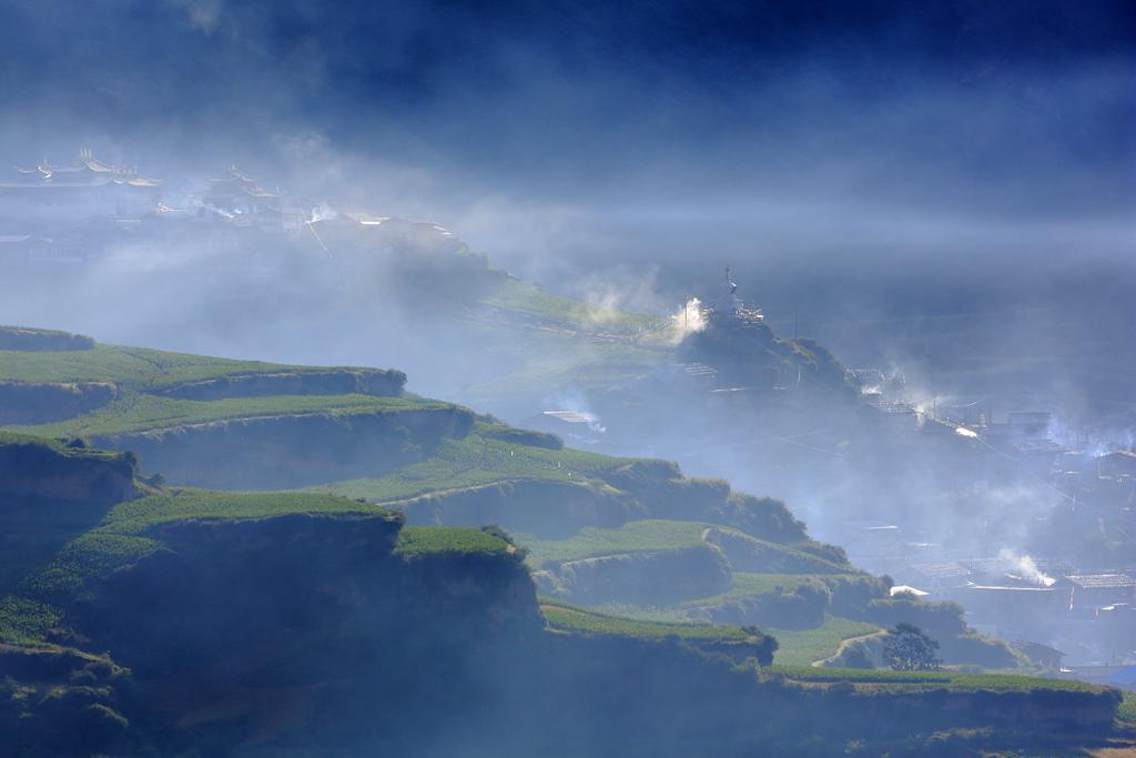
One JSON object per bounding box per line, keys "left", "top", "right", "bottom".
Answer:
{"left": 882, "top": 623, "right": 941, "bottom": 671}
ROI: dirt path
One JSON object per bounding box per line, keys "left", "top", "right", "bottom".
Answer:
{"left": 811, "top": 629, "right": 887, "bottom": 668}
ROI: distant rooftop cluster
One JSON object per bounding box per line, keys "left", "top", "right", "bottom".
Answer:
{"left": 1, "top": 147, "right": 160, "bottom": 191}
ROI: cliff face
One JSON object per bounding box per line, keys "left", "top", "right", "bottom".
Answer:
{"left": 52, "top": 512, "right": 543, "bottom": 753}
{"left": 0, "top": 438, "right": 136, "bottom": 602}
{"left": 0, "top": 381, "right": 117, "bottom": 424}
{"left": 0, "top": 440, "right": 135, "bottom": 504}
{"left": 95, "top": 406, "right": 475, "bottom": 489}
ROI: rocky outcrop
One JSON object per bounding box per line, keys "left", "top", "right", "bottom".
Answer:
{"left": 156, "top": 368, "right": 406, "bottom": 400}
{"left": 0, "top": 325, "right": 94, "bottom": 352}
{"left": 0, "top": 381, "right": 117, "bottom": 424}
{"left": 544, "top": 545, "right": 732, "bottom": 605}
{"left": 94, "top": 406, "right": 474, "bottom": 489}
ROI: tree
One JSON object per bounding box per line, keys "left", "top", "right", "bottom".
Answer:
{"left": 882, "top": 623, "right": 941, "bottom": 671}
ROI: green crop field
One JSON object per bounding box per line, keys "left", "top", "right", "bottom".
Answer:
{"left": 0, "top": 487, "right": 399, "bottom": 644}
{"left": 102, "top": 489, "right": 395, "bottom": 534}
{"left": 395, "top": 525, "right": 517, "bottom": 559}
{"left": 521, "top": 520, "right": 709, "bottom": 566}
{"left": 0, "top": 430, "right": 123, "bottom": 460}
{"left": 765, "top": 615, "right": 882, "bottom": 666}
{"left": 0, "top": 343, "right": 319, "bottom": 387}
{"left": 682, "top": 572, "right": 858, "bottom": 607}
{"left": 311, "top": 422, "right": 640, "bottom": 503}
{"left": 10, "top": 392, "right": 450, "bottom": 438}
{"left": 541, "top": 600, "right": 751, "bottom": 642}
{"left": 771, "top": 664, "right": 1111, "bottom": 694}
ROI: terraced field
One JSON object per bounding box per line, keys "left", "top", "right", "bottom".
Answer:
{"left": 11, "top": 392, "right": 449, "bottom": 438}
{"left": 541, "top": 600, "right": 752, "bottom": 642}
{"left": 0, "top": 341, "right": 373, "bottom": 387}
{"left": 0, "top": 487, "right": 402, "bottom": 644}
{"left": 762, "top": 616, "right": 882, "bottom": 667}
{"left": 772, "top": 664, "right": 1112, "bottom": 694}
{"left": 311, "top": 421, "right": 639, "bottom": 503}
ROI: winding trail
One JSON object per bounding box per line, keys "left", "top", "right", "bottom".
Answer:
{"left": 811, "top": 629, "right": 888, "bottom": 668}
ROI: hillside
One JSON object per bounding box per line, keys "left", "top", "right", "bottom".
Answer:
{"left": 0, "top": 330, "right": 1023, "bottom": 671}
{"left": 0, "top": 433, "right": 1128, "bottom": 755}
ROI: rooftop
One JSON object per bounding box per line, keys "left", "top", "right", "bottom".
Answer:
{"left": 1066, "top": 574, "right": 1136, "bottom": 589}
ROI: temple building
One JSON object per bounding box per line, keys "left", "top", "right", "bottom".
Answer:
{"left": 0, "top": 148, "right": 162, "bottom": 221}
{"left": 200, "top": 166, "right": 307, "bottom": 231}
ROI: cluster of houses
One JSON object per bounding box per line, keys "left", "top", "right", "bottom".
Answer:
{"left": 838, "top": 374, "right": 1136, "bottom": 671}
{"left": 0, "top": 150, "right": 320, "bottom": 267}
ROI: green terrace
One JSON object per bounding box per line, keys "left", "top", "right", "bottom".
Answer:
{"left": 0, "top": 343, "right": 335, "bottom": 387}
{"left": 0, "top": 430, "right": 124, "bottom": 460}
{"left": 540, "top": 600, "right": 752, "bottom": 643}
{"left": 0, "top": 485, "right": 527, "bottom": 644}
{"left": 310, "top": 423, "right": 641, "bottom": 503}
{"left": 578, "top": 604, "right": 881, "bottom": 666}
{"left": 521, "top": 519, "right": 707, "bottom": 565}
{"left": 521, "top": 520, "right": 849, "bottom": 572}
{"left": 760, "top": 616, "right": 882, "bottom": 667}
{"left": 395, "top": 525, "right": 519, "bottom": 560}
{"left": 770, "top": 664, "right": 1113, "bottom": 695}
{"left": 99, "top": 489, "right": 396, "bottom": 534}
{"left": 683, "top": 572, "right": 865, "bottom": 606}
{"left": 9, "top": 392, "right": 452, "bottom": 438}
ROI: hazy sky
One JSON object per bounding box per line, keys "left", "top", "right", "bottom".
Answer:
{"left": 1, "top": 1, "right": 1132, "bottom": 308}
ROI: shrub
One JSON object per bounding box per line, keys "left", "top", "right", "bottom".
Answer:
{"left": 882, "top": 623, "right": 941, "bottom": 671}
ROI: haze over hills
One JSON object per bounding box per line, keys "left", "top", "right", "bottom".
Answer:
{"left": 1, "top": 158, "right": 1133, "bottom": 675}
{"left": 1, "top": 0, "right": 1134, "bottom": 753}
{"left": 0, "top": 325, "right": 1131, "bottom": 754}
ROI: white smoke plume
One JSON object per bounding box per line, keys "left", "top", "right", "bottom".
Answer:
{"left": 998, "top": 548, "right": 1056, "bottom": 587}
{"left": 668, "top": 297, "right": 706, "bottom": 343}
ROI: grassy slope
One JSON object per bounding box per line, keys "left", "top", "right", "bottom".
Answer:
{"left": 311, "top": 421, "right": 638, "bottom": 502}
{"left": 12, "top": 393, "right": 449, "bottom": 438}
{"left": 580, "top": 604, "right": 881, "bottom": 666}
{"left": 764, "top": 616, "right": 882, "bottom": 667}
{"left": 0, "top": 430, "right": 122, "bottom": 460}
{"left": 0, "top": 488, "right": 382, "bottom": 643}
{"left": 0, "top": 340, "right": 431, "bottom": 438}
{"left": 772, "top": 664, "right": 1109, "bottom": 694}
{"left": 522, "top": 519, "right": 882, "bottom": 666}
{"left": 540, "top": 601, "right": 1106, "bottom": 697}
{"left": 395, "top": 525, "right": 516, "bottom": 559}
{"left": 521, "top": 520, "right": 707, "bottom": 565}
{"left": 682, "top": 572, "right": 863, "bottom": 607}
{"left": 540, "top": 600, "right": 749, "bottom": 642}
{"left": 0, "top": 344, "right": 307, "bottom": 386}
{"left": 0, "top": 479, "right": 517, "bottom": 645}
